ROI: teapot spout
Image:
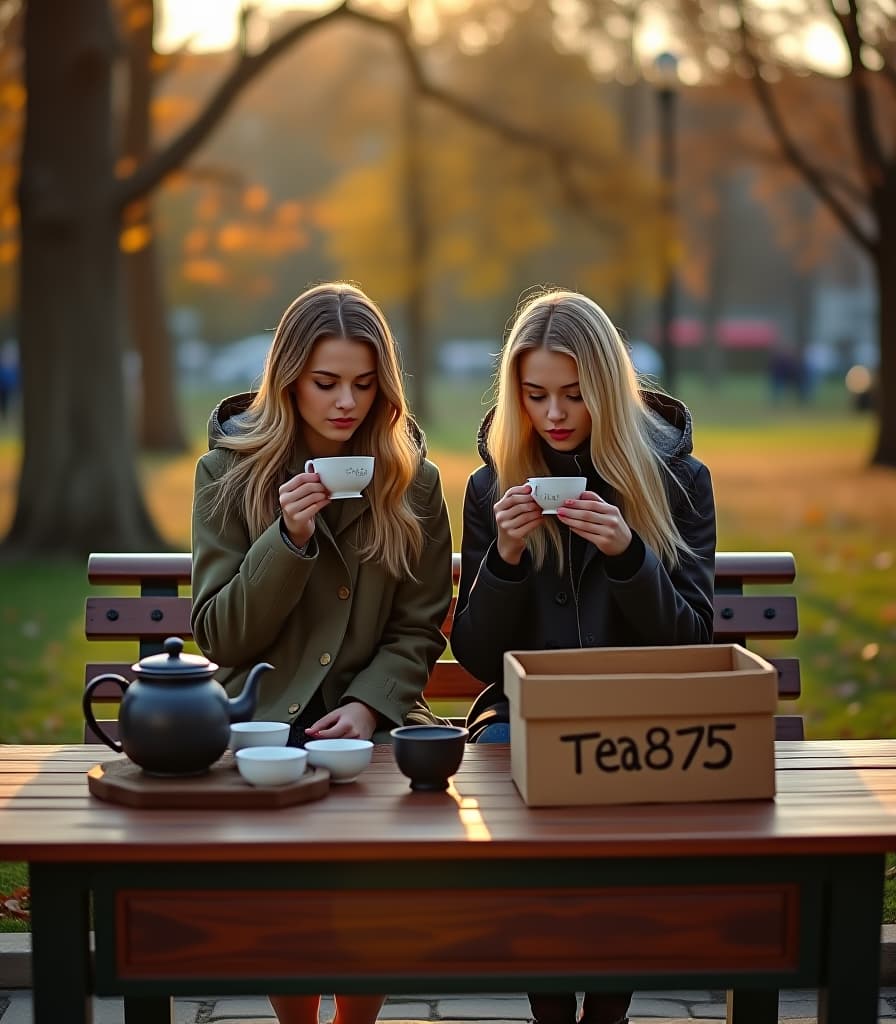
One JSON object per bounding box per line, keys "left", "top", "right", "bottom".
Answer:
{"left": 228, "top": 662, "right": 274, "bottom": 723}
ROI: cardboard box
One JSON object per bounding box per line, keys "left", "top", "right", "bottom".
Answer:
{"left": 503, "top": 644, "right": 777, "bottom": 807}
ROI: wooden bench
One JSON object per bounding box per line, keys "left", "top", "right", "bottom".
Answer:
{"left": 84, "top": 550, "right": 803, "bottom": 741}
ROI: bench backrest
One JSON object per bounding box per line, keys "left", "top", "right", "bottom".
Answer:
{"left": 84, "top": 550, "right": 802, "bottom": 742}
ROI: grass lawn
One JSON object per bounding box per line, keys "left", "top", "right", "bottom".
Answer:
{"left": 1, "top": 371, "right": 895, "bottom": 927}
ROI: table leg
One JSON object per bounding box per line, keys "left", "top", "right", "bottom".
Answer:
{"left": 29, "top": 863, "right": 93, "bottom": 1024}
{"left": 726, "top": 988, "right": 778, "bottom": 1024}
{"left": 818, "top": 854, "right": 884, "bottom": 1024}
{"left": 123, "top": 996, "right": 175, "bottom": 1024}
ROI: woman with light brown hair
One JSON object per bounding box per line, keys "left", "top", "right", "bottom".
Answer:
{"left": 452, "top": 288, "right": 717, "bottom": 1024}
{"left": 191, "top": 281, "right": 453, "bottom": 1024}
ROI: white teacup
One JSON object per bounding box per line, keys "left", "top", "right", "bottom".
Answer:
{"left": 526, "top": 475, "right": 587, "bottom": 514}
{"left": 229, "top": 721, "right": 290, "bottom": 753}
{"left": 305, "top": 456, "right": 375, "bottom": 499}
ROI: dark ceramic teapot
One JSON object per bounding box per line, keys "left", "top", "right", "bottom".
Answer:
{"left": 83, "top": 636, "right": 273, "bottom": 776}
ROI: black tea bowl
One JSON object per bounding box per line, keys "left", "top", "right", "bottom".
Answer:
{"left": 390, "top": 724, "right": 469, "bottom": 791}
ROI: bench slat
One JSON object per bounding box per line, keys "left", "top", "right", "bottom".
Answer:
{"left": 424, "top": 661, "right": 486, "bottom": 701}
{"left": 770, "top": 657, "right": 800, "bottom": 700}
{"left": 85, "top": 655, "right": 799, "bottom": 705}
{"left": 86, "top": 597, "right": 191, "bottom": 640}
{"left": 87, "top": 551, "right": 797, "bottom": 589}
{"left": 712, "top": 596, "right": 798, "bottom": 640}
{"left": 86, "top": 594, "right": 797, "bottom": 644}
{"left": 88, "top": 552, "right": 192, "bottom": 585}
{"left": 775, "top": 715, "right": 805, "bottom": 741}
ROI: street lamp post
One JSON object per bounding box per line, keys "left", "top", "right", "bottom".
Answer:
{"left": 654, "top": 51, "right": 679, "bottom": 393}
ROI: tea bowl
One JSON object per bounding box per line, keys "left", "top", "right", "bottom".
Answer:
{"left": 229, "top": 720, "right": 290, "bottom": 753}
{"left": 390, "top": 724, "right": 469, "bottom": 791}
{"left": 304, "top": 738, "right": 373, "bottom": 783}
{"left": 235, "top": 746, "right": 307, "bottom": 786}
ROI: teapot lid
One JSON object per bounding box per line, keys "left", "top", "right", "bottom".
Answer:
{"left": 134, "top": 636, "right": 219, "bottom": 678}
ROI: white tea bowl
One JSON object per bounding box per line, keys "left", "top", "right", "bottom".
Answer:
{"left": 235, "top": 746, "right": 307, "bottom": 786}
{"left": 304, "top": 738, "right": 374, "bottom": 783}
{"left": 526, "top": 475, "right": 587, "bottom": 514}
{"left": 305, "top": 456, "right": 375, "bottom": 499}
{"left": 229, "top": 721, "right": 290, "bottom": 753}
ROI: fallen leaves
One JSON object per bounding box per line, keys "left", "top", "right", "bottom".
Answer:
{"left": 0, "top": 886, "right": 30, "bottom": 921}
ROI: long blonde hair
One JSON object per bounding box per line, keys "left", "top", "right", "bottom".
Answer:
{"left": 207, "top": 283, "right": 424, "bottom": 578}
{"left": 489, "top": 288, "right": 692, "bottom": 570}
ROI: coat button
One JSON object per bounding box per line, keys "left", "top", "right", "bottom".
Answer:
{"left": 319, "top": 653, "right": 331, "bottom": 666}
{"left": 337, "top": 585, "right": 350, "bottom": 600}
{"left": 288, "top": 703, "right": 300, "bottom": 715}
{"left": 555, "top": 591, "right": 568, "bottom": 605}
{"left": 584, "top": 633, "right": 595, "bottom": 644}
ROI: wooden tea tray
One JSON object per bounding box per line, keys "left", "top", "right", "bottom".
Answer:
{"left": 87, "top": 752, "right": 330, "bottom": 808}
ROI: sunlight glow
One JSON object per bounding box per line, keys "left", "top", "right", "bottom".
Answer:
{"left": 157, "top": 0, "right": 333, "bottom": 52}
{"left": 447, "top": 787, "right": 492, "bottom": 841}
{"left": 803, "top": 21, "right": 850, "bottom": 75}
{"left": 158, "top": 0, "right": 853, "bottom": 80}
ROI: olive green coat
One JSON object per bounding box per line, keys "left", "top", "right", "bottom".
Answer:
{"left": 191, "top": 436, "right": 453, "bottom": 739}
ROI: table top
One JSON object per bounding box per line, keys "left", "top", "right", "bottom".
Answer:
{"left": 3, "top": 740, "right": 896, "bottom": 863}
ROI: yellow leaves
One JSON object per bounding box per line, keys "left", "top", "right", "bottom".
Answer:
{"left": 116, "top": 156, "right": 137, "bottom": 179}
{"left": 119, "top": 224, "right": 152, "bottom": 253}
{"left": 242, "top": 186, "right": 269, "bottom": 213}
{"left": 183, "top": 227, "right": 210, "bottom": 256}
{"left": 435, "top": 234, "right": 477, "bottom": 270}
{"left": 216, "top": 221, "right": 308, "bottom": 256}
{"left": 151, "top": 95, "right": 197, "bottom": 126}
{"left": 275, "top": 201, "right": 303, "bottom": 225}
{"left": 217, "top": 222, "right": 248, "bottom": 253}
{"left": 0, "top": 81, "right": 25, "bottom": 112}
{"left": 124, "top": 1, "right": 152, "bottom": 33}
{"left": 1, "top": 205, "right": 18, "bottom": 230}
{"left": 182, "top": 259, "right": 227, "bottom": 285}
{"left": 196, "top": 193, "right": 221, "bottom": 222}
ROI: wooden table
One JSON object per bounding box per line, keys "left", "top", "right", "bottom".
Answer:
{"left": 2, "top": 741, "right": 896, "bottom": 1024}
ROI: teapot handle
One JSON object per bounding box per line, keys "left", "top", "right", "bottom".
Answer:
{"left": 82, "top": 674, "right": 129, "bottom": 753}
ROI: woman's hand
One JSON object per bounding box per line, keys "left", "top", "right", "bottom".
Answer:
{"left": 494, "top": 484, "right": 544, "bottom": 564}
{"left": 278, "top": 470, "right": 330, "bottom": 548}
{"left": 557, "top": 490, "right": 632, "bottom": 556}
{"left": 305, "top": 701, "right": 377, "bottom": 740}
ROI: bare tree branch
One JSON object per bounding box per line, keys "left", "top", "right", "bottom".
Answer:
{"left": 116, "top": 2, "right": 353, "bottom": 207}
{"left": 737, "top": 141, "right": 868, "bottom": 207}
{"left": 118, "top": 1, "right": 625, "bottom": 210}
{"left": 826, "top": 0, "right": 890, "bottom": 188}
{"left": 735, "top": 1, "right": 874, "bottom": 252}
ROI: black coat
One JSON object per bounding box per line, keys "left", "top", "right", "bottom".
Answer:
{"left": 450, "top": 392, "right": 717, "bottom": 701}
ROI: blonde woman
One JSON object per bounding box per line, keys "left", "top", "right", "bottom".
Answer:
{"left": 451, "top": 288, "right": 717, "bottom": 1024}
{"left": 191, "top": 282, "right": 453, "bottom": 1024}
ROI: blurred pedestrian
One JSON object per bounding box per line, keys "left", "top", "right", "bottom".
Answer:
{"left": 0, "top": 340, "right": 19, "bottom": 421}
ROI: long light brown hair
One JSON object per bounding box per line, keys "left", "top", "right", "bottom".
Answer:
{"left": 489, "top": 288, "right": 693, "bottom": 570}
{"left": 207, "top": 283, "right": 424, "bottom": 578}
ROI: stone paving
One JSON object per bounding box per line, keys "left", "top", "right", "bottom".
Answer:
{"left": 3, "top": 990, "right": 896, "bottom": 1023}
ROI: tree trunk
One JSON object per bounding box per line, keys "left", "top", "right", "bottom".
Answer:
{"left": 871, "top": 223, "right": 896, "bottom": 467}
{"left": 5, "top": 0, "right": 165, "bottom": 556}
{"left": 402, "top": 72, "right": 429, "bottom": 421}
{"left": 124, "top": 0, "right": 188, "bottom": 453}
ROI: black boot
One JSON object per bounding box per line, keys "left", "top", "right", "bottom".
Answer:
{"left": 578, "top": 991, "right": 631, "bottom": 1024}
{"left": 527, "top": 992, "right": 577, "bottom": 1024}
